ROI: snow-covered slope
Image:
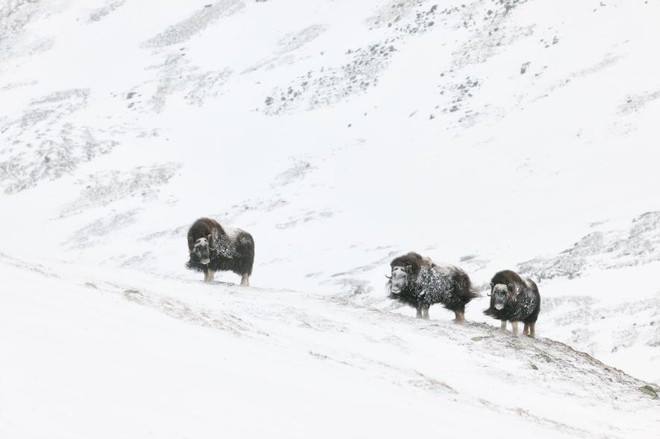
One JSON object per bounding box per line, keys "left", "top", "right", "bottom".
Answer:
{"left": 1, "top": 254, "right": 658, "bottom": 438}
{"left": 2, "top": 0, "right": 660, "bottom": 435}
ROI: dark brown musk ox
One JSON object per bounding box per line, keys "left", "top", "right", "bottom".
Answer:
{"left": 484, "top": 270, "right": 541, "bottom": 337}
{"left": 387, "top": 252, "right": 479, "bottom": 322}
{"left": 186, "top": 218, "right": 255, "bottom": 286}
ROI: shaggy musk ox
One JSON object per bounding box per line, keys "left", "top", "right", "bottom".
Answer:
{"left": 484, "top": 270, "right": 541, "bottom": 337}
{"left": 186, "top": 218, "right": 255, "bottom": 286}
{"left": 387, "top": 252, "right": 479, "bottom": 322}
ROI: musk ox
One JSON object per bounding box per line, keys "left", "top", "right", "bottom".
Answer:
{"left": 387, "top": 252, "right": 479, "bottom": 322}
{"left": 484, "top": 270, "right": 541, "bottom": 337}
{"left": 186, "top": 217, "right": 255, "bottom": 286}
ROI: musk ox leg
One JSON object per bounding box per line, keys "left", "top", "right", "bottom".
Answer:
{"left": 204, "top": 268, "right": 214, "bottom": 282}
{"left": 453, "top": 311, "right": 465, "bottom": 324}
{"left": 523, "top": 323, "right": 530, "bottom": 336}
{"left": 511, "top": 321, "right": 519, "bottom": 337}
{"left": 528, "top": 322, "right": 536, "bottom": 338}
{"left": 500, "top": 320, "right": 507, "bottom": 332}
{"left": 416, "top": 306, "right": 430, "bottom": 319}
{"left": 240, "top": 273, "right": 250, "bottom": 287}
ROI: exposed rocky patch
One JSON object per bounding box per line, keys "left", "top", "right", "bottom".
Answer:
{"left": 263, "top": 40, "right": 397, "bottom": 114}
{"left": 122, "top": 287, "right": 265, "bottom": 337}
{"left": 0, "top": 89, "right": 119, "bottom": 194}
{"left": 618, "top": 89, "right": 660, "bottom": 115}
{"left": 262, "top": 1, "right": 445, "bottom": 115}
{"left": 367, "top": 0, "right": 439, "bottom": 34}
{"left": 537, "top": 52, "right": 622, "bottom": 101}
{"left": 87, "top": 0, "right": 126, "bottom": 23}
{"left": 243, "top": 24, "right": 328, "bottom": 74}
{"left": 542, "top": 293, "right": 660, "bottom": 372}
{"left": 271, "top": 160, "right": 315, "bottom": 187}
{"left": 450, "top": 0, "right": 533, "bottom": 68}
{"left": 61, "top": 163, "right": 182, "bottom": 217}
{"left": 443, "top": 75, "right": 480, "bottom": 114}
{"left": 125, "top": 53, "right": 232, "bottom": 112}
{"left": 519, "top": 211, "right": 660, "bottom": 280}
{"left": 365, "top": 0, "right": 430, "bottom": 29}
{"left": 260, "top": 0, "right": 540, "bottom": 121}
{"left": 0, "top": 0, "right": 55, "bottom": 62}
{"left": 65, "top": 209, "right": 140, "bottom": 249}
{"left": 142, "top": 1, "right": 245, "bottom": 48}
{"left": 0, "top": 251, "right": 58, "bottom": 278}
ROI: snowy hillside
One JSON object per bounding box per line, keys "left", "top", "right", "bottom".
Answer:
{"left": 2, "top": 0, "right": 660, "bottom": 436}
{"left": 2, "top": 254, "right": 659, "bottom": 438}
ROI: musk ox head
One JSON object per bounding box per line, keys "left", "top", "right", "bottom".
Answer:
{"left": 389, "top": 264, "right": 413, "bottom": 295}
{"left": 190, "top": 235, "right": 214, "bottom": 265}
{"left": 490, "top": 282, "right": 519, "bottom": 310}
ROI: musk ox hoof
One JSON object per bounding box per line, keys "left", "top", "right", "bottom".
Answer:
{"left": 453, "top": 311, "right": 466, "bottom": 324}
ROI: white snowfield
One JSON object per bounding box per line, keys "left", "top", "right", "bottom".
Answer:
{"left": 1, "top": 0, "right": 660, "bottom": 437}
{"left": 1, "top": 256, "right": 658, "bottom": 438}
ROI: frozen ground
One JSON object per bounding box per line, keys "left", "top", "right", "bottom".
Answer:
{"left": 1, "top": 0, "right": 660, "bottom": 436}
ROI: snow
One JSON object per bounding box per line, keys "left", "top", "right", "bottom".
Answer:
{"left": 1, "top": 257, "right": 658, "bottom": 438}
{"left": 1, "top": 0, "right": 660, "bottom": 436}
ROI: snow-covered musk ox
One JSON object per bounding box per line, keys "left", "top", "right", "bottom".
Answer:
{"left": 387, "top": 252, "right": 479, "bottom": 322}
{"left": 484, "top": 270, "right": 541, "bottom": 337}
{"left": 186, "top": 218, "right": 255, "bottom": 286}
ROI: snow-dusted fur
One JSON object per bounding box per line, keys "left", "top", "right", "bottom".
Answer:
{"left": 484, "top": 270, "right": 541, "bottom": 337}
{"left": 186, "top": 218, "right": 255, "bottom": 286}
{"left": 387, "top": 252, "right": 478, "bottom": 322}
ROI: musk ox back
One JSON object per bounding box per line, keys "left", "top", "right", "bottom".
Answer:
{"left": 484, "top": 270, "right": 541, "bottom": 337}
{"left": 186, "top": 217, "right": 255, "bottom": 286}
{"left": 387, "top": 252, "right": 479, "bottom": 322}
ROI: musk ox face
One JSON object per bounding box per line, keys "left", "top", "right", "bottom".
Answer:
{"left": 191, "top": 236, "right": 212, "bottom": 265}
{"left": 491, "top": 283, "right": 517, "bottom": 310}
{"left": 389, "top": 265, "right": 412, "bottom": 294}
{"left": 491, "top": 284, "right": 508, "bottom": 310}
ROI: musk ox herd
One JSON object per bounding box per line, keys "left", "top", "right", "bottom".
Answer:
{"left": 186, "top": 218, "right": 540, "bottom": 337}
{"left": 386, "top": 252, "right": 541, "bottom": 336}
